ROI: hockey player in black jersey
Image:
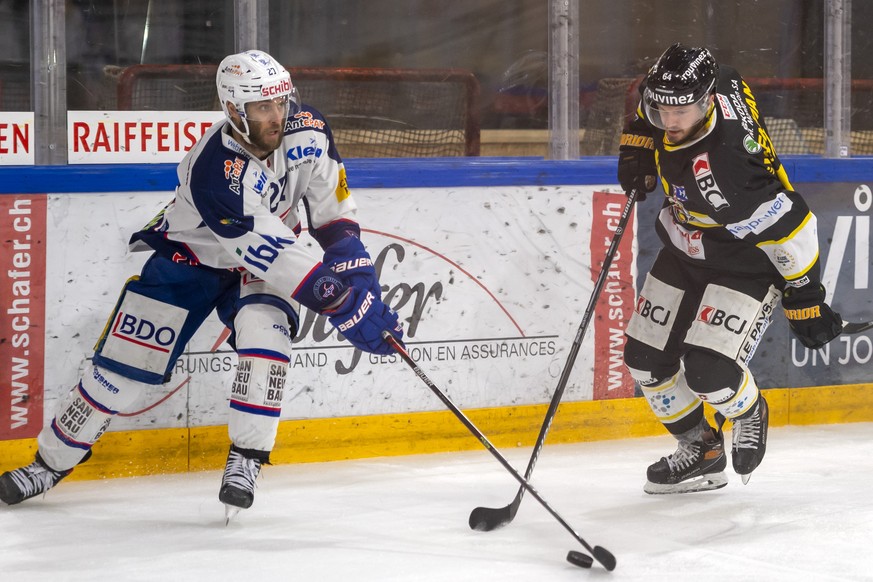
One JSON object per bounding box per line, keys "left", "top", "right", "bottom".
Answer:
{"left": 617, "top": 43, "right": 842, "bottom": 494}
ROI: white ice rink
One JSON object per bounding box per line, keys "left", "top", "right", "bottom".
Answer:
{"left": 3, "top": 422, "right": 873, "bottom": 581}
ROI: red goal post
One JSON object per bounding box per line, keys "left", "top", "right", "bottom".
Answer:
{"left": 115, "top": 64, "right": 480, "bottom": 157}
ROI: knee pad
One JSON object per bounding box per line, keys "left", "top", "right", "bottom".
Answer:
{"left": 683, "top": 348, "right": 759, "bottom": 419}
{"left": 228, "top": 304, "right": 293, "bottom": 452}
{"left": 624, "top": 337, "right": 681, "bottom": 384}
{"left": 38, "top": 364, "right": 145, "bottom": 471}
{"left": 683, "top": 348, "right": 742, "bottom": 394}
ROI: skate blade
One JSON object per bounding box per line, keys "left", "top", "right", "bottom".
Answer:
{"left": 224, "top": 504, "right": 241, "bottom": 525}
{"left": 741, "top": 473, "right": 752, "bottom": 485}
{"left": 644, "top": 471, "right": 728, "bottom": 495}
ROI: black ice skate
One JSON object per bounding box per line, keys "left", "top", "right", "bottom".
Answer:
{"left": 0, "top": 454, "right": 72, "bottom": 505}
{"left": 718, "top": 395, "right": 769, "bottom": 485}
{"left": 219, "top": 445, "right": 266, "bottom": 523}
{"left": 644, "top": 428, "right": 728, "bottom": 494}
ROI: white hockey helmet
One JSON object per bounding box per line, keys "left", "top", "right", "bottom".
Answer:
{"left": 216, "top": 50, "right": 301, "bottom": 142}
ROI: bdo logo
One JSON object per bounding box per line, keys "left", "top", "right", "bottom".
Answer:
{"left": 112, "top": 312, "right": 177, "bottom": 352}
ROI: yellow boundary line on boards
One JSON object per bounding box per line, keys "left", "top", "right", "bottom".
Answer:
{"left": 1, "top": 383, "right": 872, "bottom": 482}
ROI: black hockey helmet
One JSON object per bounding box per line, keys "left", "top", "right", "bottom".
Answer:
{"left": 642, "top": 43, "right": 718, "bottom": 131}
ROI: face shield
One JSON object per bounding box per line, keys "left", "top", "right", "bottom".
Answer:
{"left": 243, "top": 96, "right": 290, "bottom": 125}
{"left": 242, "top": 85, "right": 301, "bottom": 123}
{"left": 643, "top": 81, "right": 714, "bottom": 132}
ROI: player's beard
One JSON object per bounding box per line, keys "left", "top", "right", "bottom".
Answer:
{"left": 665, "top": 127, "right": 692, "bottom": 144}
{"left": 248, "top": 121, "right": 284, "bottom": 158}
{"left": 665, "top": 104, "right": 714, "bottom": 146}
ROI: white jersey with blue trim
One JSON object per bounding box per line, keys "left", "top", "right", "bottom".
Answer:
{"left": 130, "top": 104, "right": 358, "bottom": 298}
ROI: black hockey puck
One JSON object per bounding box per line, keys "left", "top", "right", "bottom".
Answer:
{"left": 566, "top": 550, "right": 593, "bottom": 568}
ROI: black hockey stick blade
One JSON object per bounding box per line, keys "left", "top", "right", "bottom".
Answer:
{"left": 592, "top": 546, "right": 617, "bottom": 571}
{"left": 469, "top": 499, "right": 518, "bottom": 531}
{"left": 843, "top": 320, "right": 873, "bottom": 334}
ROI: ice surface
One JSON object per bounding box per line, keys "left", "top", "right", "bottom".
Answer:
{"left": 2, "top": 422, "right": 873, "bottom": 581}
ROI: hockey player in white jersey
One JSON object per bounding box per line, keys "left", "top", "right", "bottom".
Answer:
{"left": 0, "top": 50, "right": 404, "bottom": 517}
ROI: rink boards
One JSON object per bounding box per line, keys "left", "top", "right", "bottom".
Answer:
{"left": 1, "top": 158, "right": 873, "bottom": 479}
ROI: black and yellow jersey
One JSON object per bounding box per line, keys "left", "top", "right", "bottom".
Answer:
{"left": 627, "top": 65, "right": 821, "bottom": 288}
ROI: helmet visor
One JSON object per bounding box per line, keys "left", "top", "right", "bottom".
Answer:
{"left": 242, "top": 85, "right": 301, "bottom": 123}
{"left": 243, "top": 96, "right": 291, "bottom": 124}
{"left": 643, "top": 82, "right": 714, "bottom": 131}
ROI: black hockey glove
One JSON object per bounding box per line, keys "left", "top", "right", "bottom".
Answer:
{"left": 618, "top": 131, "right": 657, "bottom": 201}
{"left": 782, "top": 283, "right": 843, "bottom": 349}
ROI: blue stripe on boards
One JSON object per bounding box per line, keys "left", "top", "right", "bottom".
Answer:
{"left": 2, "top": 156, "right": 871, "bottom": 194}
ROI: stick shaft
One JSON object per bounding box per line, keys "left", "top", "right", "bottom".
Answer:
{"left": 503, "top": 190, "right": 638, "bottom": 504}
{"left": 385, "top": 333, "right": 597, "bottom": 554}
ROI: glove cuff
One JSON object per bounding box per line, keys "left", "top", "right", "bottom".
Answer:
{"left": 782, "top": 282, "right": 825, "bottom": 304}
{"left": 291, "top": 264, "right": 348, "bottom": 313}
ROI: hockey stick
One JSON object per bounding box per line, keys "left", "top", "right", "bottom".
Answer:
{"left": 383, "top": 333, "right": 616, "bottom": 571}
{"left": 843, "top": 320, "right": 873, "bottom": 334}
{"left": 469, "top": 189, "right": 638, "bottom": 533}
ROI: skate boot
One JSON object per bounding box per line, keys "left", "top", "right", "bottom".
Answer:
{"left": 719, "top": 395, "right": 769, "bottom": 484}
{"left": 219, "top": 445, "right": 267, "bottom": 523}
{"left": 0, "top": 453, "right": 72, "bottom": 505}
{"left": 644, "top": 427, "right": 728, "bottom": 494}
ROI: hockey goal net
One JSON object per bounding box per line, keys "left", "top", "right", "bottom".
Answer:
{"left": 115, "top": 64, "right": 480, "bottom": 157}
{"left": 744, "top": 77, "right": 873, "bottom": 155}
{"left": 582, "top": 75, "right": 873, "bottom": 156}
{"left": 0, "top": 62, "right": 30, "bottom": 111}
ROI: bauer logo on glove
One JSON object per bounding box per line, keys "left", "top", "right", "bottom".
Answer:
{"left": 323, "top": 236, "right": 382, "bottom": 298}
{"left": 330, "top": 256, "right": 374, "bottom": 274}
{"left": 327, "top": 286, "right": 404, "bottom": 355}
{"left": 337, "top": 291, "right": 375, "bottom": 332}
